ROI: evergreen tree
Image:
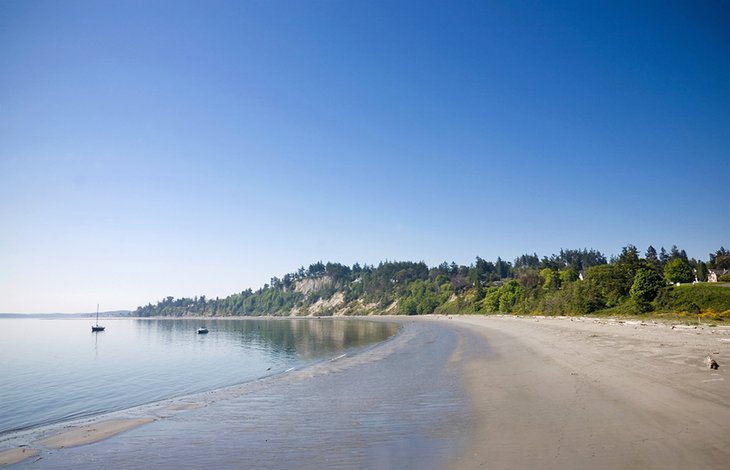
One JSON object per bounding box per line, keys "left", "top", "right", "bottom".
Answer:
{"left": 709, "top": 247, "right": 730, "bottom": 269}
{"left": 514, "top": 253, "right": 540, "bottom": 269}
{"left": 617, "top": 244, "right": 640, "bottom": 267}
{"left": 669, "top": 245, "right": 688, "bottom": 262}
{"left": 645, "top": 245, "right": 661, "bottom": 271}
{"left": 495, "top": 257, "right": 512, "bottom": 279}
{"left": 659, "top": 247, "right": 669, "bottom": 268}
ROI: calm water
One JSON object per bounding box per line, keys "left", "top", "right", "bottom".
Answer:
{"left": 0, "top": 317, "right": 398, "bottom": 436}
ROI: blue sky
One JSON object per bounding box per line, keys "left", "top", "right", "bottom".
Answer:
{"left": 1, "top": 0, "right": 728, "bottom": 312}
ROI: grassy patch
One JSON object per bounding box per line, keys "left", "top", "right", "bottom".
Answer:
{"left": 654, "top": 283, "right": 730, "bottom": 314}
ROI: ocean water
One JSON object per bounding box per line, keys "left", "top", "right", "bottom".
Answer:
{"left": 0, "top": 317, "right": 398, "bottom": 436}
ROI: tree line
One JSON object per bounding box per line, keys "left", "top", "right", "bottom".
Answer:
{"left": 133, "top": 246, "right": 730, "bottom": 318}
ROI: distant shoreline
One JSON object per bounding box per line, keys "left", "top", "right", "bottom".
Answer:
{"left": 0, "top": 311, "right": 131, "bottom": 319}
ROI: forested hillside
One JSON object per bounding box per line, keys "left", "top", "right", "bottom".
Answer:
{"left": 133, "top": 246, "right": 730, "bottom": 318}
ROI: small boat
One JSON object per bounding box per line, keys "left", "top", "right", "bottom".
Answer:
{"left": 197, "top": 327, "right": 209, "bottom": 334}
{"left": 92, "top": 304, "right": 105, "bottom": 332}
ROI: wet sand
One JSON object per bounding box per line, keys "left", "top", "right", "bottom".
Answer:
{"left": 3, "top": 315, "right": 729, "bottom": 468}
{"left": 34, "top": 419, "right": 155, "bottom": 449}
{"left": 0, "top": 448, "right": 38, "bottom": 467}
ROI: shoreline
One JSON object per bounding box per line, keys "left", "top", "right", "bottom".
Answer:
{"left": 3, "top": 315, "right": 729, "bottom": 468}
{"left": 35, "top": 418, "right": 155, "bottom": 450}
{"left": 0, "top": 318, "right": 409, "bottom": 467}
{"left": 5, "top": 318, "right": 467, "bottom": 469}
{"left": 0, "top": 316, "right": 398, "bottom": 449}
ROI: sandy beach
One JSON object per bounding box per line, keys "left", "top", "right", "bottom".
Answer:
{"left": 447, "top": 316, "right": 730, "bottom": 469}
{"left": 2, "top": 315, "right": 729, "bottom": 468}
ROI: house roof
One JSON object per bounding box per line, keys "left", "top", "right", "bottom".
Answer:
{"left": 708, "top": 268, "right": 730, "bottom": 275}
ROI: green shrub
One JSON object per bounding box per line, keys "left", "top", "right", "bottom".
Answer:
{"left": 630, "top": 268, "right": 665, "bottom": 312}
{"left": 664, "top": 258, "right": 694, "bottom": 283}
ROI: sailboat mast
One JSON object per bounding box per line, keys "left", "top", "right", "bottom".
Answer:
{"left": 92, "top": 303, "right": 105, "bottom": 332}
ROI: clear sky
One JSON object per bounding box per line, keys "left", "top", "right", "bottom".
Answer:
{"left": 1, "top": 0, "right": 728, "bottom": 313}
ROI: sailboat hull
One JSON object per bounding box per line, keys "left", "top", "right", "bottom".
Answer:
{"left": 92, "top": 304, "right": 105, "bottom": 332}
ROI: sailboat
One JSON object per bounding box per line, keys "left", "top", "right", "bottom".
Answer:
{"left": 91, "top": 304, "right": 105, "bottom": 332}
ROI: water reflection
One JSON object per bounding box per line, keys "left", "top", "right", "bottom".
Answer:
{"left": 93, "top": 329, "right": 99, "bottom": 359}
{"left": 133, "top": 318, "right": 398, "bottom": 360}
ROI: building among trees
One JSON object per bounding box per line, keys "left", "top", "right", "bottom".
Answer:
{"left": 708, "top": 269, "right": 730, "bottom": 283}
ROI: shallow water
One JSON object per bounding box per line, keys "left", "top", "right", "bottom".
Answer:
{"left": 10, "top": 320, "right": 471, "bottom": 469}
{"left": 0, "top": 318, "right": 397, "bottom": 436}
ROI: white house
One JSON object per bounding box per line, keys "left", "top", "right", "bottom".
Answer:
{"left": 707, "top": 269, "right": 730, "bottom": 282}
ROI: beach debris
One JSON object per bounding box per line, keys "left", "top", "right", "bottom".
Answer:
{"left": 707, "top": 356, "right": 719, "bottom": 370}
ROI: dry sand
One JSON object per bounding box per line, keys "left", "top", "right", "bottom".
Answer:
{"left": 445, "top": 315, "right": 730, "bottom": 469}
